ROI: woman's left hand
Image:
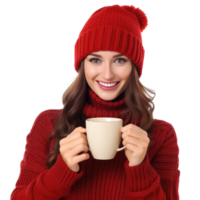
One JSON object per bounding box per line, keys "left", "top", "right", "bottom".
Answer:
{"left": 121, "top": 124, "right": 150, "bottom": 167}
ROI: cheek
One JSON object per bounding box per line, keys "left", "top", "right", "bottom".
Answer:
{"left": 85, "top": 70, "right": 97, "bottom": 80}
{"left": 118, "top": 67, "right": 132, "bottom": 80}
{"left": 84, "top": 60, "right": 93, "bottom": 83}
{"left": 126, "top": 64, "right": 132, "bottom": 77}
{"left": 84, "top": 65, "right": 98, "bottom": 81}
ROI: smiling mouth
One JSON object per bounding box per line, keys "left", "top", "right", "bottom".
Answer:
{"left": 96, "top": 81, "right": 120, "bottom": 89}
{"left": 97, "top": 81, "right": 120, "bottom": 84}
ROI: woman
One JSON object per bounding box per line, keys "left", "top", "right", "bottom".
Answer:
{"left": 11, "top": 4, "right": 180, "bottom": 200}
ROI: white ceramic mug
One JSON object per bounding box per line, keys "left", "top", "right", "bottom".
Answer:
{"left": 86, "top": 117, "right": 125, "bottom": 160}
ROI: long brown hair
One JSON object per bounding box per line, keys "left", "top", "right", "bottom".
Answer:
{"left": 46, "top": 59, "right": 156, "bottom": 169}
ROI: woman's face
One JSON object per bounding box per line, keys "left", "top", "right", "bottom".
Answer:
{"left": 84, "top": 51, "right": 132, "bottom": 101}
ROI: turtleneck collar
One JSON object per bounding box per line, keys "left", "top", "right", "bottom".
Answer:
{"left": 82, "top": 87, "right": 127, "bottom": 119}
{"left": 88, "top": 87, "right": 126, "bottom": 110}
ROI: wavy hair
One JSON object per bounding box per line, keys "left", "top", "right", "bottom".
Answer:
{"left": 46, "top": 59, "right": 156, "bottom": 169}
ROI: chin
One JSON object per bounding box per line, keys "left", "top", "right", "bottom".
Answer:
{"left": 97, "top": 92, "right": 119, "bottom": 101}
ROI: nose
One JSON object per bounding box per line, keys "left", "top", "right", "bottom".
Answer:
{"left": 102, "top": 62, "right": 115, "bottom": 80}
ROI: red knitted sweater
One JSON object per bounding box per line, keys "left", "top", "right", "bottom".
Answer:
{"left": 11, "top": 88, "right": 180, "bottom": 200}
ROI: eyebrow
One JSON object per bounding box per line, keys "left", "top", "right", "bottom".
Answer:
{"left": 88, "top": 53, "right": 125, "bottom": 58}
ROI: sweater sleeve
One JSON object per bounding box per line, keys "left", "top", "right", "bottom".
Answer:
{"left": 10, "top": 110, "right": 84, "bottom": 200}
{"left": 123, "top": 122, "right": 180, "bottom": 200}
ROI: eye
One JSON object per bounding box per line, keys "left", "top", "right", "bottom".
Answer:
{"left": 89, "top": 58, "right": 100, "bottom": 63}
{"left": 89, "top": 58, "right": 127, "bottom": 64}
{"left": 116, "top": 58, "right": 126, "bottom": 63}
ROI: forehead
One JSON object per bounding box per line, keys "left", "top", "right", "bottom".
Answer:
{"left": 87, "top": 51, "right": 128, "bottom": 58}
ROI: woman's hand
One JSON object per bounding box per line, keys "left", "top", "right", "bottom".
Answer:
{"left": 121, "top": 124, "right": 150, "bottom": 167}
{"left": 59, "top": 127, "right": 90, "bottom": 173}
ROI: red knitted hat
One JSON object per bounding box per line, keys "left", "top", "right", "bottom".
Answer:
{"left": 74, "top": 4, "right": 148, "bottom": 77}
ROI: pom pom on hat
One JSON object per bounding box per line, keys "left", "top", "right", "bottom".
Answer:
{"left": 121, "top": 4, "right": 149, "bottom": 32}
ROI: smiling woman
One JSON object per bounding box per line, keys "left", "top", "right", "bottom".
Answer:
{"left": 11, "top": 4, "right": 180, "bottom": 200}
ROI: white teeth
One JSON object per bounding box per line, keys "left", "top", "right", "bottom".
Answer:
{"left": 98, "top": 81, "right": 118, "bottom": 87}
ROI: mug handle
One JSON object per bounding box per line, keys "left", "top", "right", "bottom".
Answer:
{"left": 117, "top": 145, "right": 126, "bottom": 152}
{"left": 117, "top": 131, "right": 126, "bottom": 151}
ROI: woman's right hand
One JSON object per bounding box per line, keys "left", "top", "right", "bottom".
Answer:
{"left": 59, "top": 126, "right": 90, "bottom": 173}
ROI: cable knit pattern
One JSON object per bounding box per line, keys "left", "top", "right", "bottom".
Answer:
{"left": 11, "top": 89, "right": 180, "bottom": 200}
